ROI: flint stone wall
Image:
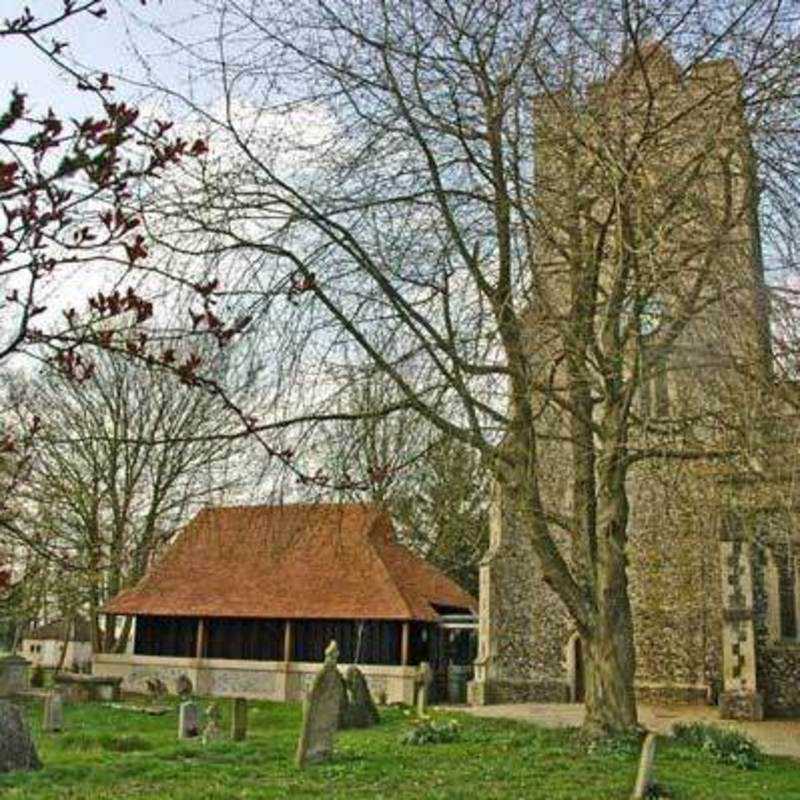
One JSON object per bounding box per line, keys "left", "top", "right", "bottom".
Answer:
{"left": 626, "top": 468, "right": 725, "bottom": 699}
{"left": 473, "top": 461, "right": 728, "bottom": 706}
{"left": 758, "top": 644, "right": 800, "bottom": 716}
{"left": 751, "top": 539, "right": 800, "bottom": 716}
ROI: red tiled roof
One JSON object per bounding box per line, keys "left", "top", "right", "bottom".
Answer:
{"left": 104, "top": 503, "right": 476, "bottom": 622}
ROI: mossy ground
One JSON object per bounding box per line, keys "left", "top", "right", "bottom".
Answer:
{"left": 0, "top": 696, "right": 798, "bottom": 799}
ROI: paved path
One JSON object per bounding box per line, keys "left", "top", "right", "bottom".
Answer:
{"left": 454, "top": 703, "right": 800, "bottom": 760}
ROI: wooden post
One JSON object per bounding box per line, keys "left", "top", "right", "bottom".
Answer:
{"left": 283, "top": 620, "right": 293, "bottom": 664}
{"left": 401, "top": 621, "right": 410, "bottom": 666}
{"left": 196, "top": 619, "right": 206, "bottom": 660}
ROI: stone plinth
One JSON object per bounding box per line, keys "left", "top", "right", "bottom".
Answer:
{"left": 0, "top": 656, "right": 30, "bottom": 697}
{"left": 719, "top": 690, "right": 764, "bottom": 721}
{"left": 53, "top": 673, "right": 122, "bottom": 702}
{"left": 468, "top": 675, "right": 569, "bottom": 706}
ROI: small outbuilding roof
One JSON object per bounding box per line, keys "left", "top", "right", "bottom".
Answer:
{"left": 104, "top": 503, "right": 477, "bottom": 622}
{"left": 26, "top": 617, "right": 92, "bottom": 642}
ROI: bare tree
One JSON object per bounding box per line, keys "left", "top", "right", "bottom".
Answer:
{"left": 319, "top": 373, "right": 489, "bottom": 595}
{"left": 134, "top": 1, "right": 800, "bottom": 733}
{"left": 4, "top": 349, "right": 241, "bottom": 653}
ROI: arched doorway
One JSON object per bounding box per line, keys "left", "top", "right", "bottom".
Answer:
{"left": 566, "top": 633, "right": 585, "bottom": 703}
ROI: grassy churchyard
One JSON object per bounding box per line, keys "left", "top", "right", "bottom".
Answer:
{"left": 0, "top": 697, "right": 798, "bottom": 799}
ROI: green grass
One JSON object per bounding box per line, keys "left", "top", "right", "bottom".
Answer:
{"left": 0, "top": 697, "right": 798, "bottom": 799}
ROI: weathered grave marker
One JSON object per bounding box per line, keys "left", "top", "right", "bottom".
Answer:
{"left": 146, "top": 677, "right": 168, "bottom": 701}
{"left": 175, "top": 674, "right": 193, "bottom": 700}
{"left": 295, "top": 640, "right": 346, "bottom": 767}
{"left": 342, "top": 665, "right": 379, "bottom": 729}
{"left": 202, "top": 702, "right": 222, "bottom": 744}
{"left": 231, "top": 697, "right": 248, "bottom": 741}
{"left": 0, "top": 700, "right": 41, "bottom": 773}
{"left": 415, "top": 661, "right": 434, "bottom": 717}
{"left": 42, "top": 691, "right": 64, "bottom": 733}
{"left": 178, "top": 700, "right": 200, "bottom": 739}
{"left": 631, "top": 732, "right": 658, "bottom": 799}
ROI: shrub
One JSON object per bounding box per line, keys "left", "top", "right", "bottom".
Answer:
{"left": 672, "top": 722, "right": 760, "bottom": 770}
{"left": 401, "top": 718, "right": 461, "bottom": 745}
{"left": 30, "top": 664, "right": 45, "bottom": 688}
{"left": 579, "top": 729, "right": 643, "bottom": 759}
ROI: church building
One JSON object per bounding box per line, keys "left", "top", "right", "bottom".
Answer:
{"left": 468, "top": 44, "right": 800, "bottom": 720}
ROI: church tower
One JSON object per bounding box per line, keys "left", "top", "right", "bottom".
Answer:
{"left": 469, "top": 45, "right": 797, "bottom": 719}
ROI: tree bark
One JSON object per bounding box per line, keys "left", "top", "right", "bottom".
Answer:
{"left": 582, "top": 580, "right": 638, "bottom": 735}
{"left": 583, "top": 470, "right": 638, "bottom": 735}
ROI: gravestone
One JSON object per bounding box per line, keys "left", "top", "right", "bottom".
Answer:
{"left": 42, "top": 692, "right": 64, "bottom": 733}
{"left": 415, "top": 661, "right": 434, "bottom": 717}
{"left": 202, "top": 702, "right": 222, "bottom": 744}
{"left": 231, "top": 697, "right": 248, "bottom": 741}
{"left": 0, "top": 655, "right": 30, "bottom": 697}
{"left": 295, "top": 640, "right": 346, "bottom": 767}
{"left": 341, "top": 666, "right": 379, "bottom": 729}
{"left": 146, "top": 677, "right": 168, "bottom": 701}
{"left": 631, "top": 733, "right": 658, "bottom": 799}
{"left": 336, "top": 669, "right": 351, "bottom": 730}
{"left": 0, "top": 700, "right": 41, "bottom": 773}
{"left": 178, "top": 700, "right": 200, "bottom": 739}
{"left": 175, "top": 674, "right": 193, "bottom": 700}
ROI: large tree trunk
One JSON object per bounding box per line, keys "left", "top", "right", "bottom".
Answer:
{"left": 582, "top": 450, "right": 639, "bottom": 735}
{"left": 506, "top": 456, "right": 639, "bottom": 734}
{"left": 582, "top": 557, "right": 638, "bottom": 735}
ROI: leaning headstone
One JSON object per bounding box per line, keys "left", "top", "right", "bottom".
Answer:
{"left": 42, "top": 692, "right": 64, "bottom": 733}
{"left": 175, "top": 674, "right": 193, "bottom": 700}
{"left": 0, "top": 700, "right": 41, "bottom": 773}
{"left": 295, "top": 640, "right": 346, "bottom": 767}
{"left": 0, "top": 655, "right": 30, "bottom": 697}
{"left": 341, "top": 666, "right": 379, "bottom": 729}
{"left": 415, "top": 661, "right": 434, "bottom": 717}
{"left": 202, "top": 702, "right": 222, "bottom": 744}
{"left": 631, "top": 732, "right": 658, "bottom": 799}
{"left": 231, "top": 697, "right": 248, "bottom": 741}
{"left": 178, "top": 700, "right": 200, "bottom": 739}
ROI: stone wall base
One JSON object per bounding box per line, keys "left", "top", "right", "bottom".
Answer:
{"left": 719, "top": 690, "right": 764, "bottom": 721}
{"left": 94, "top": 654, "right": 417, "bottom": 705}
{"left": 634, "top": 684, "right": 710, "bottom": 706}
{"left": 467, "top": 678, "right": 569, "bottom": 706}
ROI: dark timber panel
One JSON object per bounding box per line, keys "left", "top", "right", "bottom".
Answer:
{"left": 134, "top": 615, "right": 197, "bottom": 657}
{"left": 292, "top": 619, "right": 402, "bottom": 664}
{"left": 205, "top": 618, "right": 283, "bottom": 661}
